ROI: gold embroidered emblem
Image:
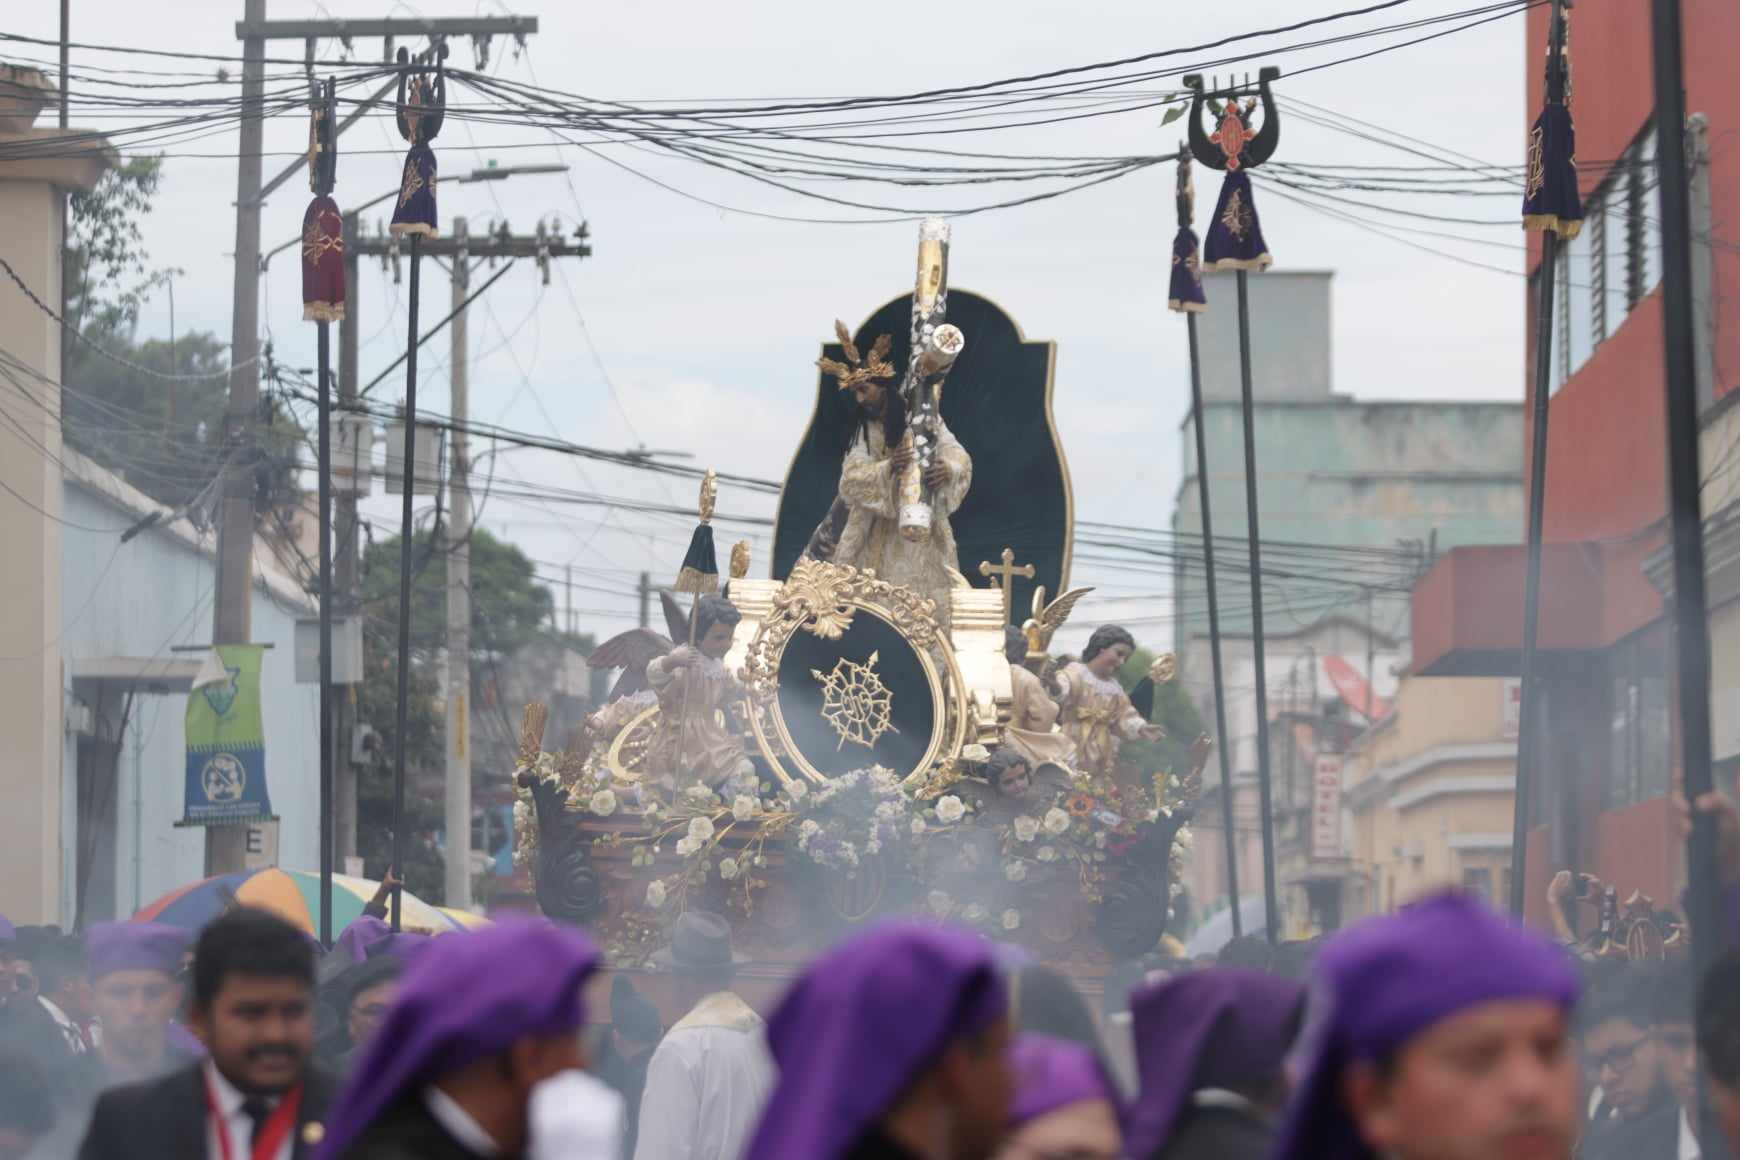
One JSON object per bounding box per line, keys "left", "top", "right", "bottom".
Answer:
{"left": 1220, "top": 190, "right": 1251, "bottom": 241}
{"left": 398, "top": 159, "right": 424, "bottom": 210}
{"left": 301, "top": 220, "right": 343, "bottom": 265}
{"left": 1525, "top": 124, "right": 1546, "bottom": 201}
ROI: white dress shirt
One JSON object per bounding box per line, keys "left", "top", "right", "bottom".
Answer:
{"left": 39, "top": 995, "right": 87, "bottom": 1054}
{"left": 205, "top": 1063, "right": 293, "bottom": 1160}
{"left": 425, "top": 1086, "right": 503, "bottom": 1157}
{"left": 633, "top": 992, "right": 773, "bottom": 1160}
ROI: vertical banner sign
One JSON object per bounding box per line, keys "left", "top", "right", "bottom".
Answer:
{"left": 1310, "top": 754, "right": 1343, "bottom": 860}
{"left": 183, "top": 645, "right": 273, "bottom": 825}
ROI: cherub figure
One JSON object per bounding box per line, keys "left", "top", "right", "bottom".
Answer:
{"left": 1053, "top": 625, "right": 1164, "bottom": 786}
{"left": 644, "top": 595, "right": 754, "bottom": 793}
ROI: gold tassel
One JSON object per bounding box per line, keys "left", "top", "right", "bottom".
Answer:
{"left": 518, "top": 702, "right": 548, "bottom": 770}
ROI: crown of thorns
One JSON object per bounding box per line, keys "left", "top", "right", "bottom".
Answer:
{"left": 816, "top": 320, "right": 896, "bottom": 391}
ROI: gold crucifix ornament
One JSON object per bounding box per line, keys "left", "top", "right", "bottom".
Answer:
{"left": 979, "top": 548, "right": 1036, "bottom": 625}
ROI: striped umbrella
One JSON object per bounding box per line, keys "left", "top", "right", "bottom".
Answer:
{"left": 134, "top": 869, "right": 474, "bottom": 937}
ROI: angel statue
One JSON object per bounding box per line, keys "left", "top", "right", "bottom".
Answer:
{"left": 586, "top": 593, "right": 755, "bottom": 793}
{"left": 806, "top": 320, "right": 973, "bottom": 630}
{"left": 1053, "top": 624, "right": 1164, "bottom": 788}
{"left": 1000, "top": 585, "right": 1094, "bottom": 772}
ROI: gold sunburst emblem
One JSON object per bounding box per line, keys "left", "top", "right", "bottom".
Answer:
{"left": 812, "top": 651, "right": 898, "bottom": 751}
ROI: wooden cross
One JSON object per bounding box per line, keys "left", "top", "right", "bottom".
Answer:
{"left": 978, "top": 547, "right": 1035, "bottom": 625}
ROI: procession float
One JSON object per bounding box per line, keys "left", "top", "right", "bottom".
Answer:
{"left": 513, "top": 221, "right": 1209, "bottom": 1001}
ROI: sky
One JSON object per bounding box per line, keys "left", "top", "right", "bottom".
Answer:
{"left": 12, "top": 0, "right": 1528, "bottom": 654}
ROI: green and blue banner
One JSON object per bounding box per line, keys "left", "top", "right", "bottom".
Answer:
{"left": 182, "top": 644, "right": 272, "bottom": 825}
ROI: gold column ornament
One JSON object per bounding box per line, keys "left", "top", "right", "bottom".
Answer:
{"left": 1148, "top": 653, "right": 1178, "bottom": 684}
{"left": 730, "top": 540, "right": 751, "bottom": 580}
{"left": 978, "top": 548, "right": 1036, "bottom": 625}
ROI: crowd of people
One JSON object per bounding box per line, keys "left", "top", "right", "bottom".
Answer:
{"left": 1, "top": 884, "right": 1739, "bottom": 1160}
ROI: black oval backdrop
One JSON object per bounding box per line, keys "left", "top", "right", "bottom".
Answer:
{"left": 771, "top": 289, "right": 1069, "bottom": 624}
{"left": 775, "top": 610, "right": 937, "bottom": 780}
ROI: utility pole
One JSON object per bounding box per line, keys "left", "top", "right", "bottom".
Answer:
{"left": 637, "top": 571, "right": 651, "bottom": 629}
{"left": 209, "top": 11, "right": 538, "bottom": 877}
{"left": 208, "top": 0, "right": 268, "bottom": 875}
{"left": 444, "top": 217, "right": 472, "bottom": 909}
{"left": 565, "top": 563, "right": 574, "bottom": 636}
{"left": 349, "top": 214, "right": 589, "bottom": 904}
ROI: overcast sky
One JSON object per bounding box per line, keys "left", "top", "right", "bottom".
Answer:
{"left": 13, "top": 0, "right": 1526, "bottom": 653}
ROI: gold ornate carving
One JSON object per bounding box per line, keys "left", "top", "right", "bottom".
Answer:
{"left": 813, "top": 651, "right": 898, "bottom": 750}
{"left": 605, "top": 704, "right": 662, "bottom": 783}
{"left": 741, "top": 560, "right": 963, "bottom": 786}
{"left": 1148, "top": 653, "right": 1177, "bottom": 685}
{"left": 1022, "top": 584, "right": 1095, "bottom": 659}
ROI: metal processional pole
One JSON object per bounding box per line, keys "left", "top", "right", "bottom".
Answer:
{"left": 300, "top": 77, "right": 343, "bottom": 948}
{"left": 1184, "top": 68, "right": 1282, "bottom": 944}
{"left": 386, "top": 45, "right": 447, "bottom": 931}
{"left": 1167, "top": 149, "right": 1243, "bottom": 938}
{"left": 1511, "top": 0, "right": 1578, "bottom": 918}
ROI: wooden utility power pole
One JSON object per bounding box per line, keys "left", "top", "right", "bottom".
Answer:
{"left": 349, "top": 217, "right": 590, "bottom": 904}
{"left": 211, "top": 8, "right": 539, "bottom": 875}
{"left": 445, "top": 217, "right": 473, "bottom": 909}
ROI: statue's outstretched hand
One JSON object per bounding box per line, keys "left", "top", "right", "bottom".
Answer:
{"left": 924, "top": 462, "right": 951, "bottom": 489}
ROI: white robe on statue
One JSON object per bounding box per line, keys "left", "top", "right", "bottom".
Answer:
{"left": 632, "top": 991, "right": 773, "bottom": 1160}
{"left": 831, "top": 420, "right": 972, "bottom": 630}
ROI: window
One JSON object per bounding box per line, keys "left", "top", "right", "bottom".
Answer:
{"left": 1550, "top": 115, "right": 1669, "bottom": 386}
{"left": 1606, "top": 629, "right": 1671, "bottom": 807}
{"left": 1462, "top": 867, "right": 1493, "bottom": 903}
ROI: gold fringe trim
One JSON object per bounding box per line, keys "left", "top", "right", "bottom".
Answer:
{"left": 1168, "top": 299, "right": 1208, "bottom": 314}
{"left": 303, "top": 301, "right": 346, "bottom": 323}
{"left": 1201, "top": 254, "right": 1274, "bottom": 273}
{"left": 388, "top": 222, "right": 438, "bottom": 238}
{"left": 674, "top": 567, "right": 719, "bottom": 596}
{"left": 1523, "top": 213, "right": 1583, "bottom": 240}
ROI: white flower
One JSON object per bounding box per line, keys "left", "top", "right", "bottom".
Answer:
{"left": 787, "top": 780, "right": 809, "bottom": 800}
{"left": 799, "top": 819, "right": 821, "bottom": 839}
{"left": 643, "top": 802, "right": 662, "bottom": 820}
{"left": 687, "top": 784, "right": 715, "bottom": 802}
{"left": 962, "top": 903, "right": 988, "bottom": 924}
{"left": 1043, "top": 807, "right": 1071, "bottom": 836}
{"left": 1095, "top": 832, "right": 1108, "bottom": 849}
{"left": 1170, "top": 881, "right": 1184, "bottom": 898}
{"left": 1176, "top": 826, "right": 1194, "bottom": 851}
{"left": 869, "top": 767, "right": 898, "bottom": 792}
{"left": 927, "top": 890, "right": 954, "bottom": 918}
{"left": 589, "top": 789, "right": 618, "bottom": 817}
{"left": 1002, "top": 908, "right": 1021, "bottom": 931}
{"left": 688, "top": 816, "right": 716, "bottom": 843}
{"left": 1037, "top": 845, "right": 1058, "bottom": 863}
{"left": 1005, "top": 861, "right": 1028, "bottom": 883}
{"left": 960, "top": 744, "right": 991, "bottom": 763}
{"left": 719, "top": 857, "right": 741, "bottom": 881}
{"left": 732, "top": 794, "right": 758, "bottom": 821}
{"left": 910, "top": 817, "right": 928, "bottom": 836}
{"left": 935, "top": 795, "right": 966, "bottom": 824}
{"left": 646, "top": 880, "right": 667, "bottom": 908}
{"left": 1013, "top": 815, "right": 1040, "bottom": 843}
{"left": 675, "top": 836, "right": 700, "bottom": 857}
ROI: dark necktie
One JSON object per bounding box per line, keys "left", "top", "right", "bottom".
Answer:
{"left": 241, "top": 1097, "right": 272, "bottom": 1154}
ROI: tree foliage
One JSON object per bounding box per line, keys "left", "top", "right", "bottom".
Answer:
{"left": 1119, "top": 645, "right": 1209, "bottom": 781}
{"left": 354, "top": 528, "right": 570, "bottom": 902}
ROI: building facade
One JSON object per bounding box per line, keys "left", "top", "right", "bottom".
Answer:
{"left": 1409, "top": 0, "right": 1740, "bottom": 928}
{"left": 1175, "top": 270, "right": 1524, "bottom": 933}
{"left": 1342, "top": 675, "right": 1518, "bottom": 921}
{"left": 48, "top": 451, "right": 321, "bottom": 926}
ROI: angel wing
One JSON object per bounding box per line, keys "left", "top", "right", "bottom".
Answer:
{"left": 658, "top": 589, "right": 691, "bottom": 643}
{"left": 1025, "top": 585, "right": 1096, "bottom": 653}
{"left": 588, "top": 628, "right": 674, "bottom": 702}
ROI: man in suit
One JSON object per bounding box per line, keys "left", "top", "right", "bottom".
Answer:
{"left": 79, "top": 908, "right": 333, "bottom": 1160}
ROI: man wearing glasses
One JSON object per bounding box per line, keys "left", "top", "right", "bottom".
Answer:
{"left": 1578, "top": 973, "right": 1678, "bottom": 1160}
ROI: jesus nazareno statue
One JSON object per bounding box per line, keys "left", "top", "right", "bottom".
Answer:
{"left": 806, "top": 322, "right": 972, "bottom": 630}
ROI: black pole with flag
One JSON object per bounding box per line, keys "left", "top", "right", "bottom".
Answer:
{"left": 386, "top": 46, "right": 446, "bottom": 931}
{"left": 1185, "top": 68, "right": 1282, "bottom": 944}
{"left": 1510, "top": 0, "right": 1580, "bottom": 918}
{"left": 301, "top": 76, "right": 343, "bottom": 948}
{"left": 1168, "top": 150, "right": 1243, "bottom": 939}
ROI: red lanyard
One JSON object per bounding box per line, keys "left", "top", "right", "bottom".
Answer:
{"left": 202, "top": 1073, "right": 304, "bottom": 1160}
